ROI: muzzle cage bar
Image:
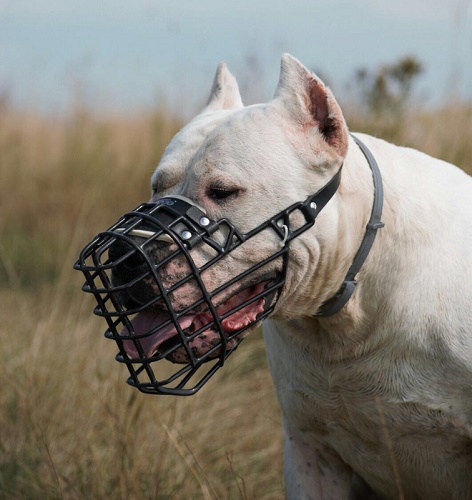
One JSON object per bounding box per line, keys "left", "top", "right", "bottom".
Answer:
{"left": 74, "top": 164, "right": 342, "bottom": 396}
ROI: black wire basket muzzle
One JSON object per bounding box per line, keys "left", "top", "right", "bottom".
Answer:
{"left": 74, "top": 196, "right": 297, "bottom": 395}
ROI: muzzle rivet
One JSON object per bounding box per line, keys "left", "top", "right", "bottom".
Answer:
{"left": 181, "top": 230, "right": 192, "bottom": 240}
{"left": 199, "top": 216, "right": 210, "bottom": 227}
{"left": 310, "top": 202, "right": 317, "bottom": 210}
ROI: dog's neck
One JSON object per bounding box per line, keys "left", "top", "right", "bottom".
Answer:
{"left": 314, "top": 135, "right": 384, "bottom": 317}
{"left": 273, "top": 135, "right": 382, "bottom": 324}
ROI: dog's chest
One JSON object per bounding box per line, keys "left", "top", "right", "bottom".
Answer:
{"left": 264, "top": 321, "right": 472, "bottom": 495}
{"left": 279, "top": 378, "right": 471, "bottom": 497}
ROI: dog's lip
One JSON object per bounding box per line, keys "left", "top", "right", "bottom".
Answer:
{"left": 120, "top": 281, "right": 270, "bottom": 360}
{"left": 210, "top": 272, "right": 277, "bottom": 310}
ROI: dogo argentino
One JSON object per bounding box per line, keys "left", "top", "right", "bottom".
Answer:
{"left": 76, "top": 54, "right": 472, "bottom": 499}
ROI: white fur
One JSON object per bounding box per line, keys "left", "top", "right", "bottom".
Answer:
{"left": 152, "top": 54, "right": 472, "bottom": 499}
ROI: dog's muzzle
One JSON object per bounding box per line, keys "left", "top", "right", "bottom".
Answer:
{"left": 75, "top": 195, "right": 294, "bottom": 395}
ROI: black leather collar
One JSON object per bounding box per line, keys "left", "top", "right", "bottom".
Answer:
{"left": 315, "top": 134, "right": 385, "bottom": 316}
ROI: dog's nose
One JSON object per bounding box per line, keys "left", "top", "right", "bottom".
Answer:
{"left": 109, "top": 239, "right": 146, "bottom": 270}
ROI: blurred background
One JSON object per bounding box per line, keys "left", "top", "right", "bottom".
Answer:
{"left": 1, "top": 1, "right": 471, "bottom": 498}
{"left": 2, "top": 0, "right": 472, "bottom": 113}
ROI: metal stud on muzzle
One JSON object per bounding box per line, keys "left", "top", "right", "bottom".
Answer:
{"left": 74, "top": 167, "right": 343, "bottom": 396}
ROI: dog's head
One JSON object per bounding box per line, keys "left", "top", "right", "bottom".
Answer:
{"left": 75, "top": 54, "right": 350, "bottom": 394}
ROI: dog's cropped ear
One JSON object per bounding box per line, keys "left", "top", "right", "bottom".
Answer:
{"left": 274, "top": 54, "right": 348, "bottom": 159}
{"left": 205, "top": 62, "right": 244, "bottom": 111}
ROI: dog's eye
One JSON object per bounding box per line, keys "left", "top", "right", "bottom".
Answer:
{"left": 208, "top": 187, "right": 239, "bottom": 201}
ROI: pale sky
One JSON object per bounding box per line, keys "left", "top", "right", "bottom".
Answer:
{"left": 1, "top": 0, "right": 471, "bottom": 115}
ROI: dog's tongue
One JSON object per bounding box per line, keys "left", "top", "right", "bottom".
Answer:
{"left": 121, "top": 284, "right": 265, "bottom": 359}
{"left": 121, "top": 310, "right": 193, "bottom": 358}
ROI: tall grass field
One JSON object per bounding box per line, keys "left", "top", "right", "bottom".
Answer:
{"left": 1, "top": 95, "right": 471, "bottom": 499}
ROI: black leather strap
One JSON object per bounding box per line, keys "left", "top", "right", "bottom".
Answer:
{"left": 315, "top": 134, "right": 384, "bottom": 316}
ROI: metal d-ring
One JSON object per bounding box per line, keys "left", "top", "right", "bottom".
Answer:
{"left": 280, "top": 224, "right": 289, "bottom": 247}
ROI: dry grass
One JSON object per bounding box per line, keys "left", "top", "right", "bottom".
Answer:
{"left": 0, "top": 100, "right": 284, "bottom": 499}
{"left": 0, "top": 289, "right": 282, "bottom": 500}
{"left": 346, "top": 102, "right": 472, "bottom": 175}
{"left": 0, "top": 96, "right": 471, "bottom": 499}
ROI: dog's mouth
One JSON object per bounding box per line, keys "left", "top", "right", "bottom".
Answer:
{"left": 120, "top": 281, "right": 269, "bottom": 363}
{"left": 76, "top": 195, "right": 294, "bottom": 394}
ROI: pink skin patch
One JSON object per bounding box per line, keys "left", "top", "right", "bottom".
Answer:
{"left": 121, "top": 282, "right": 267, "bottom": 362}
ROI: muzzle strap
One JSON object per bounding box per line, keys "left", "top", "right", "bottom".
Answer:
{"left": 273, "top": 165, "right": 343, "bottom": 246}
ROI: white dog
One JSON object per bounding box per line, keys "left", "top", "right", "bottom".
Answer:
{"left": 148, "top": 54, "right": 472, "bottom": 499}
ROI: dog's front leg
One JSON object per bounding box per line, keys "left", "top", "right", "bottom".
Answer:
{"left": 283, "top": 427, "right": 352, "bottom": 500}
